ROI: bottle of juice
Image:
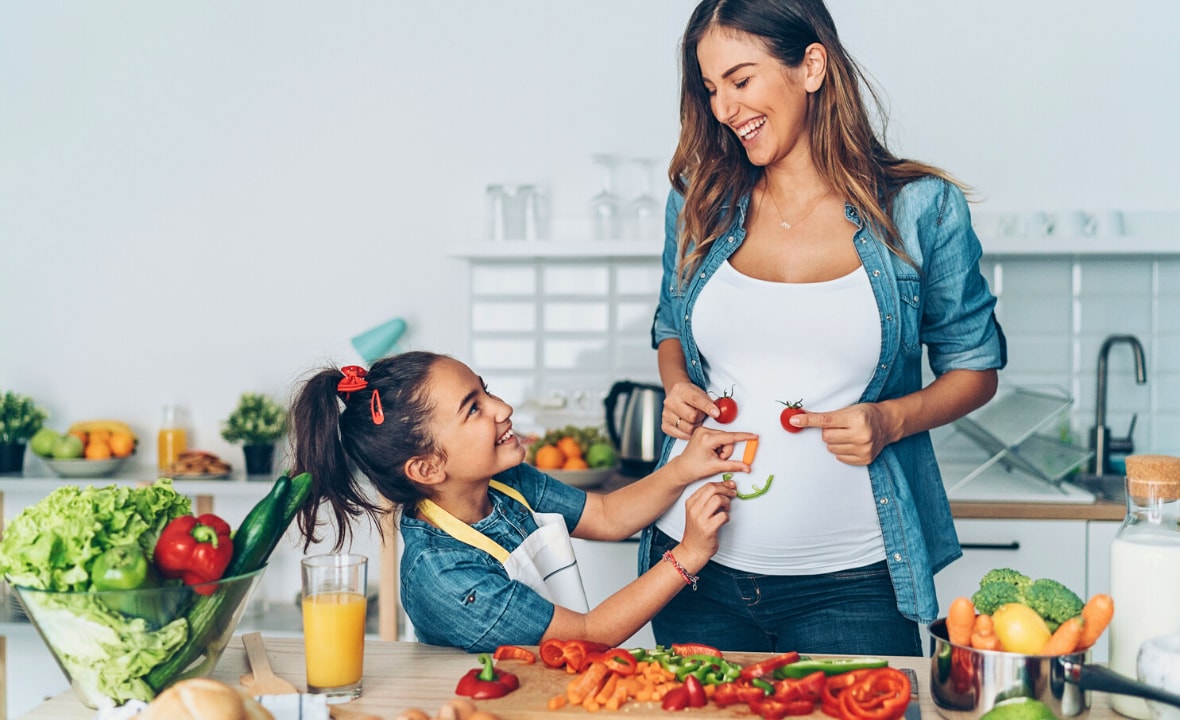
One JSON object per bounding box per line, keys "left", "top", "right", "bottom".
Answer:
{"left": 158, "top": 405, "right": 188, "bottom": 471}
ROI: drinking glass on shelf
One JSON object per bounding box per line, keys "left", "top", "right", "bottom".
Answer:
{"left": 589, "top": 153, "right": 622, "bottom": 240}
{"left": 626, "top": 157, "right": 662, "bottom": 241}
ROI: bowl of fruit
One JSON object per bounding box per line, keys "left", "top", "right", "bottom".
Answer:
{"left": 527, "top": 425, "right": 618, "bottom": 489}
{"left": 30, "top": 420, "right": 138, "bottom": 478}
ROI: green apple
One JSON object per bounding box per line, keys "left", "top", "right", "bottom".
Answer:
{"left": 30, "top": 428, "right": 61, "bottom": 457}
{"left": 52, "top": 434, "right": 84, "bottom": 459}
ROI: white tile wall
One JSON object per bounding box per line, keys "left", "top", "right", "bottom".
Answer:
{"left": 469, "top": 256, "right": 1179, "bottom": 456}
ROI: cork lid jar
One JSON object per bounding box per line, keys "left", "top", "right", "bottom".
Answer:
{"left": 1124, "top": 454, "right": 1180, "bottom": 501}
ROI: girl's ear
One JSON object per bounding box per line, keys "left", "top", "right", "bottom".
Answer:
{"left": 802, "top": 42, "right": 828, "bottom": 93}
{"left": 405, "top": 453, "right": 445, "bottom": 486}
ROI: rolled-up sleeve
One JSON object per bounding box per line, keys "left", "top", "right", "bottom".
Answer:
{"left": 651, "top": 188, "right": 686, "bottom": 349}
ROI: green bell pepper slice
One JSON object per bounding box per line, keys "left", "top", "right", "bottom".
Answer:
{"left": 774, "top": 656, "right": 889, "bottom": 679}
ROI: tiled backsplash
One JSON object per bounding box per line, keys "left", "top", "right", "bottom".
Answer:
{"left": 468, "top": 255, "right": 1179, "bottom": 456}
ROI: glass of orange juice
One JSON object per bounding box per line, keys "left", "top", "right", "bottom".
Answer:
{"left": 301, "top": 553, "right": 368, "bottom": 703}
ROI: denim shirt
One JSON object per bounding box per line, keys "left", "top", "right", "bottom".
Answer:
{"left": 644, "top": 176, "right": 1006, "bottom": 623}
{"left": 399, "top": 463, "right": 586, "bottom": 652}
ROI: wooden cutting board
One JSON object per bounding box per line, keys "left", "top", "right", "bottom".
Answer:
{"left": 475, "top": 651, "right": 832, "bottom": 719}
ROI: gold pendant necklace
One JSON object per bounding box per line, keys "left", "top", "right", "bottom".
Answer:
{"left": 763, "top": 183, "right": 830, "bottom": 230}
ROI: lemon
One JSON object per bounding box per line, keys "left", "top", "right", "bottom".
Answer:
{"left": 980, "top": 697, "right": 1058, "bottom": 720}
{"left": 992, "top": 603, "right": 1052, "bottom": 654}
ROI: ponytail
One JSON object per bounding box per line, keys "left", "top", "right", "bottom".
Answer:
{"left": 288, "top": 352, "right": 445, "bottom": 552}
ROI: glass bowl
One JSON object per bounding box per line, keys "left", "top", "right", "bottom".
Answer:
{"left": 39, "top": 456, "right": 128, "bottom": 478}
{"left": 10, "top": 567, "right": 266, "bottom": 708}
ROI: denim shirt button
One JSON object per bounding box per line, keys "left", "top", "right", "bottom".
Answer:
{"left": 886, "top": 314, "right": 893, "bottom": 321}
{"left": 913, "top": 295, "right": 919, "bottom": 302}
{"left": 893, "top": 553, "right": 902, "bottom": 562}
{"left": 880, "top": 364, "right": 887, "bottom": 370}
{"left": 879, "top": 497, "right": 888, "bottom": 505}
{"left": 728, "top": 236, "right": 734, "bottom": 242}
{"left": 872, "top": 270, "right": 881, "bottom": 277}
{"left": 700, "top": 272, "right": 706, "bottom": 279}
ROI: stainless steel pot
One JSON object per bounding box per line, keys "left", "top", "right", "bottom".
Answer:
{"left": 929, "top": 618, "right": 1180, "bottom": 720}
{"left": 603, "top": 380, "right": 667, "bottom": 476}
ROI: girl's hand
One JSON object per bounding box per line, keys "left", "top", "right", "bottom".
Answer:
{"left": 668, "top": 427, "right": 756, "bottom": 483}
{"left": 678, "top": 479, "right": 737, "bottom": 565}
{"left": 663, "top": 380, "right": 717, "bottom": 439}
{"left": 786, "top": 402, "right": 899, "bottom": 465}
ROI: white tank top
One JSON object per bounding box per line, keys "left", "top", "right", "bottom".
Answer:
{"left": 655, "top": 260, "right": 886, "bottom": 574}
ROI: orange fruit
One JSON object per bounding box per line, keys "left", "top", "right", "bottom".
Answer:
{"left": 85, "top": 438, "right": 112, "bottom": 460}
{"left": 533, "top": 445, "right": 566, "bottom": 469}
{"left": 556, "top": 437, "right": 583, "bottom": 459}
{"left": 562, "top": 457, "right": 589, "bottom": 470}
{"left": 108, "top": 431, "right": 135, "bottom": 458}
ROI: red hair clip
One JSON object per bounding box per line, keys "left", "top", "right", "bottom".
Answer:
{"left": 338, "top": 365, "right": 368, "bottom": 396}
{"left": 370, "top": 389, "right": 385, "bottom": 425}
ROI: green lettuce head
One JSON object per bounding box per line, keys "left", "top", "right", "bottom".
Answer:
{"left": 0, "top": 478, "right": 191, "bottom": 591}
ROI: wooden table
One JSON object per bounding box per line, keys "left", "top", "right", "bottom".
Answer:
{"left": 21, "top": 637, "right": 1120, "bottom": 719}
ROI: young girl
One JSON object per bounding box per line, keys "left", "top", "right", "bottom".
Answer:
{"left": 289, "top": 351, "right": 755, "bottom": 652}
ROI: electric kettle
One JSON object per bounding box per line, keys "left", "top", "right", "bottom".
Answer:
{"left": 604, "top": 380, "right": 668, "bottom": 476}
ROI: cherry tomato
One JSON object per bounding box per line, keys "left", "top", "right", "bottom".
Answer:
{"left": 779, "top": 399, "right": 805, "bottom": 433}
{"left": 716, "top": 396, "right": 738, "bottom": 424}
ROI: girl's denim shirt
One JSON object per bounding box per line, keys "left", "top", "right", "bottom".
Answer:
{"left": 645, "top": 176, "right": 1007, "bottom": 624}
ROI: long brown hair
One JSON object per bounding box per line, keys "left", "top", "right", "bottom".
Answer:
{"left": 670, "top": 0, "right": 964, "bottom": 282}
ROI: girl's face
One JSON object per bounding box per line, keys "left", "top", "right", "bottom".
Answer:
{"left": 425, "top": 357, "right": 525, "bottom": 481}
{"left": 696, "top": 27, "right": 821, "bottom": 168}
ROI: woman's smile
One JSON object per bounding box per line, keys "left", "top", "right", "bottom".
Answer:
{"left": 736, "top": 116, "right": 767, "bottom": 144}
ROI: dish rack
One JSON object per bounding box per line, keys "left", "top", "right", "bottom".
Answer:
{"left": 941, "top": 385, "right": 1094, "bottom": 496}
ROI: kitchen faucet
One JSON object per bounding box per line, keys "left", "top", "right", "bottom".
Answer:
{"left": 1088, "top": 334, "right": 1147, "bottom": 476}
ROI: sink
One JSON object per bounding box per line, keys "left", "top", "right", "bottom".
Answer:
{"left": 1071, "top": 473, "right": 1128, "bottom": 503}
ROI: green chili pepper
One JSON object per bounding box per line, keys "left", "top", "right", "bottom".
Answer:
{"left": 751, "top": 677, "right": 775, "bottom": 695}
{"left": 773, "top": 656, "right": 889, "bottom": 679}
{"left": 736, "top": 474, "right": 774, "bottom": 500}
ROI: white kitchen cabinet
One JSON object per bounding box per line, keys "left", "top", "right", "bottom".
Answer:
{"left": 1085, "top": 520, "right": 1120, "bottom": 662}
{"left": 571, "top": 538, "right": 655, "bottom": 648}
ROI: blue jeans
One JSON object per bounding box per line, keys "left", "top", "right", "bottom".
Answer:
{"left": 648, "top": 528, "right": 923, "bottom": 656}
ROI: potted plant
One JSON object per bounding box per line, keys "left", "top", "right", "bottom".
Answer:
{"left": 0, "top": 390, "right": 48, "bottom": 473}
{"left": 221, "top": 392, "right": 287, "bottom": 476}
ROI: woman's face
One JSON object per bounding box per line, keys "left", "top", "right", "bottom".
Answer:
{"left": 425, "top": 357, "right": 525, "bottom": 481}
{"left": 696, "top": 26, "right": 820, "bottom": 168}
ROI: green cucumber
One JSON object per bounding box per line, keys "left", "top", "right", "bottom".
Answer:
{"left": 223, "top": 475, "right": 290, "bottom": 578}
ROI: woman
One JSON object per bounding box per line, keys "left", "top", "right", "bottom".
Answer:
{"left": 643, "top": 0, "right": 1007, "bottom": 655}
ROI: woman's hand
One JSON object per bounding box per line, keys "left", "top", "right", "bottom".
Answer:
{"left": 677, "top": 479, "right": 737, "bottom": 566}
{"left": 787, "top": 402, "right": 900, "bottom": 466}
{"left": 667, "top": 427, "right": 756, "bottom": 483}
{"left": 662, "top": 380, "right": 718, "bottom": 439}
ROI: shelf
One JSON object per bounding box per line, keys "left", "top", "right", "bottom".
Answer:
{"left": 449, "top": 235, "right": 1177, "bottom": 260}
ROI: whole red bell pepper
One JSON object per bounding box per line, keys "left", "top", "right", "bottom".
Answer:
{"left": 154, "top": 513, "right": 234, "bottom": 595}
{"left": 455, "top": 653, "right": 520, "bottom": 699}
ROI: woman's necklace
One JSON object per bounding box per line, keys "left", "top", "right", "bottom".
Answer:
{"left": 762, "top": 183, "right": 830, "bottom": 230}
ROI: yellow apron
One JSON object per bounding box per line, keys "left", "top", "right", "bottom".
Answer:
{"left": 416, "top": 480, "right": 590, "bottom": 612}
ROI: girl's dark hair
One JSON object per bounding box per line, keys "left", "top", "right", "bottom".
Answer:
{"left": 289, "top": 351, "right": 445, "bottom": 552}
{"left": 671, "top": 0, "right": 964, "bottom": 282}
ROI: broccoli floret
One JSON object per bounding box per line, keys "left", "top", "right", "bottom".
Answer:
{"left": 979, "top": 568, "right": 1032, "bottom": 591}
{"left": 1025, "top": 578, "right": 1084, "bottom": 631}
{"left": 971, "top": 580, "right": 1027, "bottom": 615}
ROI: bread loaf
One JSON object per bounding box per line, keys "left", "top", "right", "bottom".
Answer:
{"left": 139, "top": 678, "right": 273, "bottom": 720}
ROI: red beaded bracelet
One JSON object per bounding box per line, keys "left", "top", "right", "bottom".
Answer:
{"left": 663, "top": 550, "right": 699, "bottom": 591}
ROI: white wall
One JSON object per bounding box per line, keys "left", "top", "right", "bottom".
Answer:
{"left": 2, "top": 1, "right": 1178, "bottom": 470}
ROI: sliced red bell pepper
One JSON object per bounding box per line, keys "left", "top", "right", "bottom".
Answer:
{"left": 838, "top": 667, "right": 911, "bottom": 720}
{"left": 751, "top": 696, "right": 817, "bottom": 719}
{"left": 586, "top": 647, "right": 638, "bottom": 676}
{"left": 713, "top": 679, "right": 766, "bottom": 707}
{"left": 454, "top": 653, "right": 520, "bottom": 699}
{"left": 492, "top": 644, "right": 536, "bottom": 664}
{"left": 537, "top": 638, "right": 611, "bottom": 672}
{"left": 153, "top": 513, "right": 233, "bottom": 595}
{"left": 741, "top": 651, "right": 801, "bottom": 681}
{"left": 539, "top": 638, "right": 568, "bottom": 668}
{"left": 822, "top": 668, "right": 875, "bottom": 717}
{"left": 671, "top": 642, "right": 723, "bottom": 658}
{"left": 775, "top": 670, "right": 826, "bottom": 703}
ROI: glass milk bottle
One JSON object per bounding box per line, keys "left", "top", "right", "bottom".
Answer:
{"left": 157, "top": 404, "right": 188, "bottom": 471}
{"left": 1109, "top": 454, "right": 1180, "bottom": 719}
